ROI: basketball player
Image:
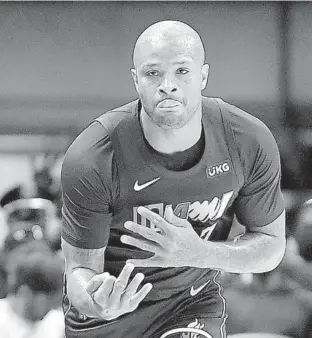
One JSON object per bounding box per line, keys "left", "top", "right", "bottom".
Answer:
{"left": 61, "top": 20, "right": 286, "bottom": 338}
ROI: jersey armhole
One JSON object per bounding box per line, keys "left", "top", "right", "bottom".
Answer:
{"left": 214, "top": 98, "right": 245, "bottom": 189}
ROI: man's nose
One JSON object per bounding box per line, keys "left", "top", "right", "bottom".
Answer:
{"left": 158, "top": 75, "right": 177, "bottom": 94}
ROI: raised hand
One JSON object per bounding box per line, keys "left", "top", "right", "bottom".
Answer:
{"left": 85, "top": 263, "right": 152, "bottom": 320}
{"left": 120, "top": 205, "right": 207, "bottom": 268}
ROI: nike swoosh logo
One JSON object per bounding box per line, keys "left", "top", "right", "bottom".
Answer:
{"left": 190, "top": 280, "right": 210, "bottom": 296}
{"left": 134, "top": 177, "right": 161, "bottom": 191}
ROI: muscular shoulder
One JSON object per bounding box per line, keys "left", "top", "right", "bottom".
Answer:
{"left": 220, "top": 99, "right": 280, "bottom": 182}
{"left": 62, "top": 121, "right": 113, "bottom": 185}
{"left": 63, "top": 100, "right": 137, "bottom": 180}
{"left": 62, "top": 101, "right": 139, "bottom": 207}
{"left": 221, "top": 100, "right": 274, "bottom": 143}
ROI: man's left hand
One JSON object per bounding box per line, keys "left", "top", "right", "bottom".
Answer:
{"left": 120, "top": 206, "right": 207, "bottom": 268}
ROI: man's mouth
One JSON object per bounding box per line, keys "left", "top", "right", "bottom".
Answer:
{"left": 158, "top": 99, "right": 180, "bottom": 108}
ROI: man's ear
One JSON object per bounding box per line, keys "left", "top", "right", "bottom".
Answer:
{"left": 201, "top": 63, "right": 210, "bottom": 90}
{"left": 131, "top": 69, "right": 139, "bottom": 92}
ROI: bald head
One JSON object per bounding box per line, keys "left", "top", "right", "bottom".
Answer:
{"left": 133, "top": 21, "right": 205, "bottom": 69}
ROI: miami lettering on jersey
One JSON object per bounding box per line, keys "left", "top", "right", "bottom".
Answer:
{"left": 133, "top": 191, "right": 234, "bottom": 241}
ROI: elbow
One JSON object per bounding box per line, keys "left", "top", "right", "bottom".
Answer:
{"left": 66, "top": 279, "right": 95, "bottom": 317}
{"left": 258, "top": 237, "right": 286, "bottom": 273}
{"left": 264, "top": 251, "right": 284, "bottom": 273}
{"left": 273, "top": 240, "right": 287, "bottom": 270}
{"left": 67, "top": 290, "right": 89, "bottom": 313}
{"left": 65, "top": 268, "right": 96, "bottom": 316}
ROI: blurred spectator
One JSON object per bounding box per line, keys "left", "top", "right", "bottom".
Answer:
{"left": 278, "top": 201, "right": 312, "bottom": 338}
{"left": 32, "top": 153, "right": 63, "bottom": 217}
{"left": 278, "top": 201, "right": 312, "bottom": 295}
{"left": 223, "top": 270, "right": 308, "bottom": 337}
{"left": 2, "top": 198, "right": 62, "bottom": 253}
{"left": 0, "top": 208, "right": 9, "bottom": 252}
{"left": 294, "top": 200, "right": 312, "bottom": 263}
{"left": 33, "top": 167, "right": 62, "bottom": 217}
{"left": 0, "top": 153, "right": 63, "bottom": 217}
{"left": 270, "top": 125, "right": 305, "bottom": 190}
{"left": 0, "top": 240, "right": 64, "bottom": 338}
{"left": 0, "top": 257, "right": 8, "bottom": 299}
{"left": 0, "top": 185, "right": 23, "bottom": 208}
{"left": 224, "top": 200, "right": 312, "bottom": 338}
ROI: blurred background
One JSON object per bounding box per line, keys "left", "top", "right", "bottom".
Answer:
{"left": 0, "top": 1, "right": 311, "bottom": 338}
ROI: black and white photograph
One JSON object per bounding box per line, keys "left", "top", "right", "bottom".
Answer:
{"left": 0, "top": 1, "right": 311, "bottom": 338}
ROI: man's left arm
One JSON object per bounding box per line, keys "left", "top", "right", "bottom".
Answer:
{"left": 121, "top": 206, "right": 285, "bottom": 273}
{"left": 200, "top": 211, "right": 286, "bottom": 273}
{"left": 210, "top": 115, "right": 286, "bottom": 273}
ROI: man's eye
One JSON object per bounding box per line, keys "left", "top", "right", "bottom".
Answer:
{"left": 146, "top": 70, "right": 159, "bottom": 77}
{"left": 177, "top": 68, "right": 189, "bottom": 75}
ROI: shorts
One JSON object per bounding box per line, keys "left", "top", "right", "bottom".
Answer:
{"left": 65, "top": 276, "right": 227, "bottom": 338}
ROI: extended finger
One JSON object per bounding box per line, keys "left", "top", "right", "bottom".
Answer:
{"left": 129, "top": 283, "right": 153, "bottom": 310}
{"left": 110, "top": 263, "right": 135, "bottom": 302}
{"left": 124, "top": 221, "right": 165, "bottom": 244}
{"left": 121, "top": 272, "right": 146, "bottom": 304}
{"left": 136, "top": 207, "right": 169, "bottom": 233}
{"left": 127, "top": 257, "right": 166, "bottom": 268}
{"left": 85, "top": 272, "right": 110, "bottom": 295}
{"left": 92, "top": 275, "right": 115, "bottom": 305}
{"left": 120, "top": 235, "right": 161, "bottom": 254}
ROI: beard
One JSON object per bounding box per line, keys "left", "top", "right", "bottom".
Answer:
{"left": 145, "top": 106, "right": 195, "bottom": 130}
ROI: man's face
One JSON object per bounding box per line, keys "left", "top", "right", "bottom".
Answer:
{"left": 132, "top": 42, "right": 208, "bottom": 129}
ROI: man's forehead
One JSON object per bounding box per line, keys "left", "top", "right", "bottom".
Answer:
{"left": 140, "top": 56, "right": 194, "bottom": 69}
{"left": 134, "top": 36, "right": 202, "bottom": 68}
{"left": 142, "top": 37, "right": 195, "bottom": 55}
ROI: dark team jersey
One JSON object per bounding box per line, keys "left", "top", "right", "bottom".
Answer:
{"left": 61, "top": 97, "right": 284, "bottom": 329}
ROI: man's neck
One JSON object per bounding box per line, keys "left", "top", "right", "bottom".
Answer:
{"left": 140, "top": 108, "right": 202, "bottom": 154}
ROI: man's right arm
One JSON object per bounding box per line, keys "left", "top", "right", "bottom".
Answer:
{"left": 60, "top": 123, "right": 112, "bottom": 317}
{"left": 61, "top": 123, "right": 152, "bottom": 320}
{"left": 62, "top": 237, "right": 106, "bottom": 317}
